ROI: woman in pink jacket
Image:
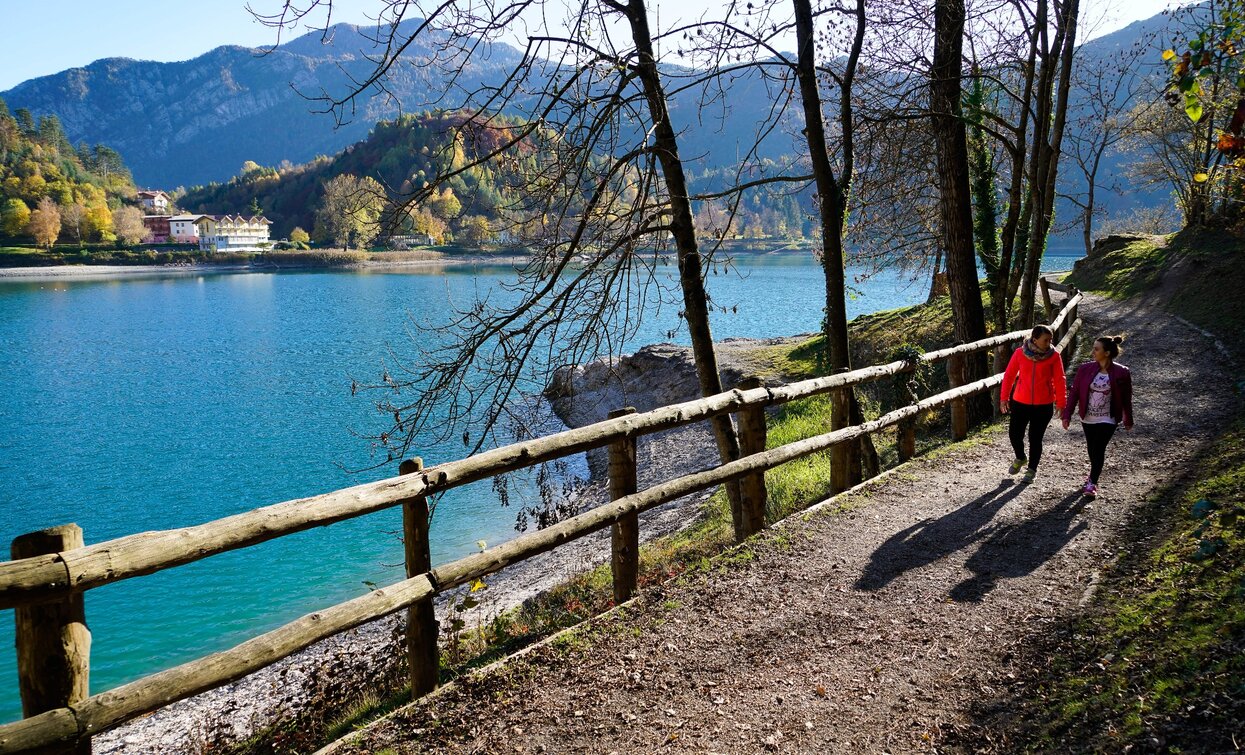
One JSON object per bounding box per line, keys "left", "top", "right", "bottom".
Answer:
{"left": 1000, "top": 324, "right": 1066, "bottom": 481}
{"left": 1061, "top": 335, "right": 1133, "bottom": 499}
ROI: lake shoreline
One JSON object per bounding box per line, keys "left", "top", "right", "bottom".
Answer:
{"left": 0, "top": 239, "right": 823, "bottom": 281}
{"left": 0, "top": 256, "right": 531, "bottom": 281}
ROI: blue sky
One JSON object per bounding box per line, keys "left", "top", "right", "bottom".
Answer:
{"left": 0, "top": 0, "right": 1186, "bottom": 92}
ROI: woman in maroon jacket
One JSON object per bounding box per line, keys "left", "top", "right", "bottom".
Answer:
{"left": 1061, "top": 335, "right": 1133, "bottom": 499}
{"left": 1000, "top": 324, "right": 1067, "bottom": 481}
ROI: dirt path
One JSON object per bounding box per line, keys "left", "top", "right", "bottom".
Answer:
{"left": 327, "top": 290, "right": 1238, "bottom": 754}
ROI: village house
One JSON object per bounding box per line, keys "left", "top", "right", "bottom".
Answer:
{"left": 194, "top": 215, "right": 272, "bottom": 253}
{"left": 137, "top": 190, "right": 170, "bottom": 212}
{"left": 141, "top": 215, "right": 171, "bottom": 242}
{"left": 169, "top": 214, "right": 205, "bottom": 243}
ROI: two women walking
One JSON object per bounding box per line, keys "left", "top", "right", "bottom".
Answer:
{"left": 999, "top": 327, "right": 1134, "bottom": 499}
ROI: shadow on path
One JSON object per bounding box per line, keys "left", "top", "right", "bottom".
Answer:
{"left": 855, "top": 480, "right": 1023, "bottom": 591}
{"left": 949, "top": 491, "right": 1088, "bottom": 602}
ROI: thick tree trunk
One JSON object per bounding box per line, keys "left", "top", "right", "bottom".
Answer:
{"left": 624, "top": 0, "right": 746, "bottom": 534}
{"left": 792, "top": 0, "right": 874, "bottom": 491}
{"left": 931, "top": 0, "right": 991, "bottom": 425}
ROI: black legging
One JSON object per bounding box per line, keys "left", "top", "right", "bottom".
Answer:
{"left": 1008, "top": 400, "right": 1054, "bottom": 470}
{"left": 1083, "top": 422, "right": 1118, "bottom": 483}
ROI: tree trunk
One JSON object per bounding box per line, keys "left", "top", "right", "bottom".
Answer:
{"left": 927, "top": 248, "right": 945, "bottom": 304}
{"left": 1082, "top": 147, "right": 1102, "bottom": 257}
{"left": 1020, "top": 0, "right": 1080, "bottom": 326}
{"left": 931, "top": 0, "right": 991, "bottom": 424}
{"left": 993, "top": 37, "right": 1038, "bottom": 332}
{"left": 624, "top": 0, "right": 745, "bottom": 534}
{"left": 792, "top": 0, "right": 874, "bottom": 492}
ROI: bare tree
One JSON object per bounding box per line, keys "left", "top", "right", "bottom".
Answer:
{"left": 787, "top": 0, "right": 880, "bottom": 490}
{"left": 60, "top": 202, "right": 88, "bottom": 246}
{"left": 1014, "top": 0, "right": 1081, "bottom": 327}
{"left": 27, "top": 197, "right": 61, "bottom": 249}
{"left": 254, "top": 0, "right": 764, "bottom": 534}
{"left": 1059, "top": 18, "right": 1157, "bottom": 254}
{"left": 112, "top": 205, "right": 148, "bottom": 247}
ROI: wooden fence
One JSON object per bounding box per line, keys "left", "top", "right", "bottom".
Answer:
{"left": 0, "top": 289, "right": 1082, "bottom": 753}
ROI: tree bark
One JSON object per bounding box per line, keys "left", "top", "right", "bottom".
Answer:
{"left": 931, "top": 0, "right": 991, "bottom": 424}
{"left": 623, "top": 0, "right": 746, "bottom": 536}
{"left": 792, "top": 0, "right": 872, "bottom": 492}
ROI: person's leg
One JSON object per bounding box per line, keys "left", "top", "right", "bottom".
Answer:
{"left": 1008, "top": 400, "right": 1029, "bottom": 464}
{"left": 1085, "top": 423, "right": 1118, "bottom": 484}
{"left": 1027, "top": 403, "right": 1055, "bottom": 471}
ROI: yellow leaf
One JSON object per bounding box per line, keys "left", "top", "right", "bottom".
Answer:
{"left": 1163, "top": 48, "right": 1177, "bottom": 61}
{"left": 469, "top": 578, "right": 487, "bottom": 592}
{"left": 476, "top": 539, "right": 487, "bottom": 551}
{"left": 1194, "top": 172, "right": 1210, "bottom": 183}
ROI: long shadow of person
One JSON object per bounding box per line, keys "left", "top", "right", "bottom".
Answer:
{"left": 949, "top": 491, "right": 1088, "bottom": 602}
{"left": 855, "top": 480, "right": 1024, "bottom": 591}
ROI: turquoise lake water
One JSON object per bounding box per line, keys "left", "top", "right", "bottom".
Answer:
{"left": 0, "top": 251, "right": 1081, "bottom": 721}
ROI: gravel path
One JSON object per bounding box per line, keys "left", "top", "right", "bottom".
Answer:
{"left": 326, "top": 289, "right": 1239, "bottom": 754}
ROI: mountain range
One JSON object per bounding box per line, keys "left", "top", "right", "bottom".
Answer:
{"left": 0, "top": 8, "right": 1192, "bottom": 234}
{"left": 0, "top": 19, "right": 797, "bottom": 189}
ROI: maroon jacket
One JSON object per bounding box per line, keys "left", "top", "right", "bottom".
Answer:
{"left": 1062, "top": 361, "right": 1133, "bottom": 428}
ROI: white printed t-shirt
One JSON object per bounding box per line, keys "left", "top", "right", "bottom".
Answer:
{"left": 1084, "top": 372, "right": 1115, "bottom": 425}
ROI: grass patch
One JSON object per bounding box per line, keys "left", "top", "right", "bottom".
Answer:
{"left": 1000, "top": 413, "right": 1245, "bottom": 752}
{"left": 321, "top": 689, "right": 412, "bottom": 744}
{"left": 0, "top": 245, "right": 254, "bottom": 267}
{"left": 1064, "top": 224, "right": 1245, "bottom": 347}
{"left": 1163, "top": 228, "right": 1245, "bottom": 340}
{"left": 1064, "top": 234, "right": 1171, "bottom": 299}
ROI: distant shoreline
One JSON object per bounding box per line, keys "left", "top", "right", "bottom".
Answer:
{"left": 0, "top": 256, "right": 528, "bottom": 281}
{"left": 0, "top": 241, "right": 822, "bottom": 281}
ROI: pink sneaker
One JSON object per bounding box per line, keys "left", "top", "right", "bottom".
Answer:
{"left": 1082, "top": 481, "right": 1097, "bottom": 499}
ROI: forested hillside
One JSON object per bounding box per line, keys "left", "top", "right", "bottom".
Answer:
{"left": 180, "top": 111, "right": 813, "bottom": 244}
{"left": 0, "top": 97, "right": 139, "bottom": 245}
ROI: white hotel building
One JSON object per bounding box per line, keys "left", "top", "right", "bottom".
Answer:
{"left": 193, "top": 215, "right": 272, "bottom": 253}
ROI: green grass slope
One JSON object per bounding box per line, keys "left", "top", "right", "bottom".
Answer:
{"left": 1066, "top": 228, "right": 1245, "bottom": 340}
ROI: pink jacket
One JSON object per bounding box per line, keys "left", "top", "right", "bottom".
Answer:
{"left": 1062, "top": 361, "right": 1134, "bottom": 428}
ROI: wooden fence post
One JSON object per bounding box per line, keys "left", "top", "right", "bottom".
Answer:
{"left": 736, "top": 377, "right": 768, "bottom": 537}
{"left": 992, "top": 343, "right": 1010, "bottom": 416}
{"left": 399, "top": 457, "right": 438, "bottom": 699}
{"left": 830, "top": 385, "right": 851, "bottom": 495}
{"left": 608, "top": 408, "right": 639, "bottom": 603}
{"left": 947, "top": 350, "right": 969, "bottom": 441}
{"left": 896, "top": 370, "right": 918, "bottom": 463}
{"left": 12, "top": 524, "right": 91, "bottom": 755}
{"left": 1039, "top": 277, "right": 1055, "bottom": 322}
{"left": 1066, "top": 298, "right": 1081, "bottom": 357}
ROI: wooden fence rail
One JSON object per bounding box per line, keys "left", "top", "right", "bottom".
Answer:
{"left": 0, "top": 293, "right": 1080, "bottom": 754}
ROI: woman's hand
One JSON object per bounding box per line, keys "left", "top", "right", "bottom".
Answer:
{"left": 1061, "top": 418, "right": 1070, "bottom": 430}
{"left": 1001, "top": 401, "right": 1010, "bottom": 414}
